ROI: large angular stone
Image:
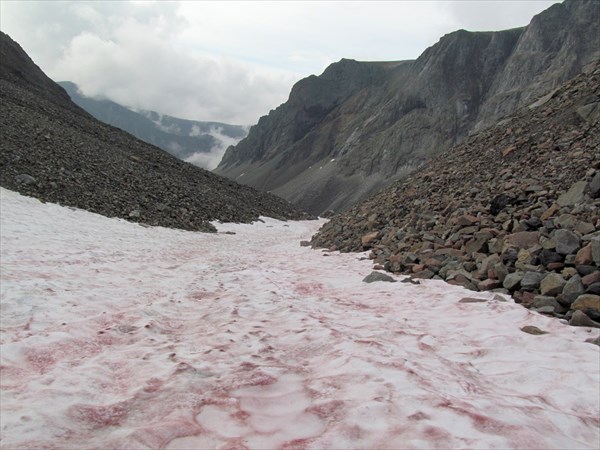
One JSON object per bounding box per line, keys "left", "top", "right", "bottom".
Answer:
{"left": 361, "top": 231, "right": 380, "bottom": 246}
{"left": 571, "top": 294, "right": 600, "bottom": 312}
{"left": 503, "top": 272, "right": 523, "bottom": 291}
{"left": 531, "top": 295, "right": 561, "bottom": 310}
{"left": 562, "top": 274, "right": 585, "bottom": 304}
{"left": 465, "top": 232, "right": 491, "bottom": 254}
{"left": 479, "top": 254, "right": 501, "bottom": 275}
{"left": 557, "top": 180, "right": 587, "bottom": 207}
{"left": 587, "top": 283, "right": 600, "bottom": 295}
{"left": 570, "top": 310, "right": 600, "bottom": 328}
{"left": 574, "top": 243, "right": 593, "bottom": 265}
{"left": 575, "top": 221, "right": 595, "bottom": 235}
{"left": 521, "top": 271, "right": 543, "bottom": 291}
{"left": 502, "top": 248, "right": 519, "bottom": 266}
{"left": 540, "top": 273, "right": 566, "bottom": 296}
{"left": 457, "top": 214, "right": 479, "bottom": 226}
{"left": 540, "top": 203, "right": 560, "bottom": 221}
{"left": 587, "top": 171, "right": 600, "bottom": 198}
{"left": 494, "top": 262, "right": 508, "bottom": 282}
{"left": 505, "top": 231, "right": 540, "bottom": 249}
{"left": 556, "top": 214, "right": 579, "bottom": 230}
{"left": 362, "top": 271, "right": 396, "bottom": 283}
{"left": 578, "top": 266, "right": 598, "bottom": 277}
{"left": 582, "top": 271, "right": 600, "bottom": 287}
{"left": 554, "top": 229, "right": 580, "bottom": 255}
{"left": 539, "top": 249, "right": 563, "bottom": 266}
{"left": 520, "top": 325, "right": 548, "bottom": 335}
{"left": 478, "top": 279, "right": 503, "bottom": 291}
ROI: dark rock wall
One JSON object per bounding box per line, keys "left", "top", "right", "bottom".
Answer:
{"left": 215, "top": 0, "right": 600, "bottom": 216}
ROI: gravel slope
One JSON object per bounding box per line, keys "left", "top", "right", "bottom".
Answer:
{"left": 0, "top": 31, "right": 312, "bottom": 232}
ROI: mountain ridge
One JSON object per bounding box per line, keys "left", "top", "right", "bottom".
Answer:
{"left": 215, "top": 0, "right": 600, "bottom": 215}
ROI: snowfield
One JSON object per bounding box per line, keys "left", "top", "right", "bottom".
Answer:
{"left": 1, "top": 187, "right": 599, "bottom": 450}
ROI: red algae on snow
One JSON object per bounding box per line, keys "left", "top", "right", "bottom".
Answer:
{"left": 1, "top": 187, "right": 599, "bottom": 449}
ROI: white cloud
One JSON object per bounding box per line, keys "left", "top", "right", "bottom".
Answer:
{"left": 51, "top": 24, "right": 296, "bottom": 124}
{"left": 185, "top": 126, "right": 245, "bottom": 170}
{"left": 0, "top": 0, "right": 561, "bottom": 125}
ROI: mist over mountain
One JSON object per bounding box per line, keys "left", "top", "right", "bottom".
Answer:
{"left": 0, "top": 31, "right": 312, "bottom": 232}
{"left": 215, "top": 0, "right": 600, "bottom": 216}
{"left": 58, "top": 81, "right": 247, "bottom": 170}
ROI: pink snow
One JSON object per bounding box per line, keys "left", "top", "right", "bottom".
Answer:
{"left": 0, "top": 187, "right": 598, "bottom": 450}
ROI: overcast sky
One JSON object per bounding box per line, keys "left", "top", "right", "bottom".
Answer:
{"left": 1, "top": 0, "right": 560, "bottom": 125}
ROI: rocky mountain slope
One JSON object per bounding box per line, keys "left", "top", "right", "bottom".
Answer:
{"left": 215, "top": 0, "right": 600, "bottom": 215}
{"left": 312, "top": 61, "right": 600, "bottom": 327}
{"left": 0, "top": 31, "right": 312, "bottom": 232}
{"left": 58, "top": 81, "right": 247, "bottom": 169}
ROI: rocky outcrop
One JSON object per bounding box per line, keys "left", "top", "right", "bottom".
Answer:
{"left": 215, "top": 0, "right": 600, "bottom": 215}
{"left": 311, "top": 61, "right": 600, "bottom": 326}
{"left": 0, "top": 32, "right": 313, "bottom": 232}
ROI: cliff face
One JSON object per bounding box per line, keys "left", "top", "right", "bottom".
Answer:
{"left": 215, "top": 0, "right": 600, "bottom": 215}
{"left": 310, "top": 60, "right": 600, "bottom": 325}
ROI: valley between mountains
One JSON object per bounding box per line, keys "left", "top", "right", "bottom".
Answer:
{"left": 1, "top": 188, "right": 598, "bottom": 449}
{"left": 1, "top": 0, "right": 599, "bottom": 449}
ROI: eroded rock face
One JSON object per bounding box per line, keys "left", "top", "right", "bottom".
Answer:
{"left": 216, "top": 0, "right": 600, "bottom": 215}
{"left": 311, "top": 61, "right": 600, "bottom": 327}
{"left": 0, "top": 32, "right": 313, "bottom": 231}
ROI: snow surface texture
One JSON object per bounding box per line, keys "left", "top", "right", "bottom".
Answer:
{"left": 1, "top": 187, "right": 599, "bottom": 450}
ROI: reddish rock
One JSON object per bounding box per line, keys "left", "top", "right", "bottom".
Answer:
{"left": 457, "top": 214, "right": 479, "bottom": 226}
{"left": 411, "top": 264, "right": 426, "bottom": 273}
{"left": 423, "top": 258, "right": 443, "bottom": 269}
{"left": 520, "top": 291, "right": 537, "bottom": 305}
{"left": 582, "top": 271, "right": 600, "bottom": 287}
{"left": 575, "top": 243, "right": 593, "bottom": 265}
{"left": 540, "top": 203, "right": 560, "bottom": 221}
{"left": 478, "top": 279, "right": 503, "bottom": 291}
{"left": 361, "top": 231, "right": 379, "bottom": 246}
{"left": 505, "top": 231, "right": 540, "bottom": 249}
{"left": 546, "top": 262, "right": 565, "bottom": 271}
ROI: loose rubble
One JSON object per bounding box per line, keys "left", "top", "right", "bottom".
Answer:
{"left": 0, "top": 32, "right": 313, "bottom": 232}
{"left": 312, "top": 62, "right": 600, "bottom": 327}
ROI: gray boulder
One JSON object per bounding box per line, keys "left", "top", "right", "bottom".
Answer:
{"left": 521, "top": 271, "right": 543, "bottom": 291}
{"left": 363, "top": 271, "right": 397, "bottom": 283}
{"left": 503, "top": 272, "right": 523, "bottom": 291}
{"left": 554, "top": 229, "right": 581, "bottom": 255}
{"left": 562, "top": 274, "right": 586, "bottom": 305}
{"left": 540, "top": 273, "right": 566, "bottom": 296}
{"left": 557, "top": 180, "right": 587, "bottom": 207}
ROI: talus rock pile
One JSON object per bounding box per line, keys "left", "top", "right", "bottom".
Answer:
{"left": 312, "top": 62, "right": 600, "bottom": 327}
